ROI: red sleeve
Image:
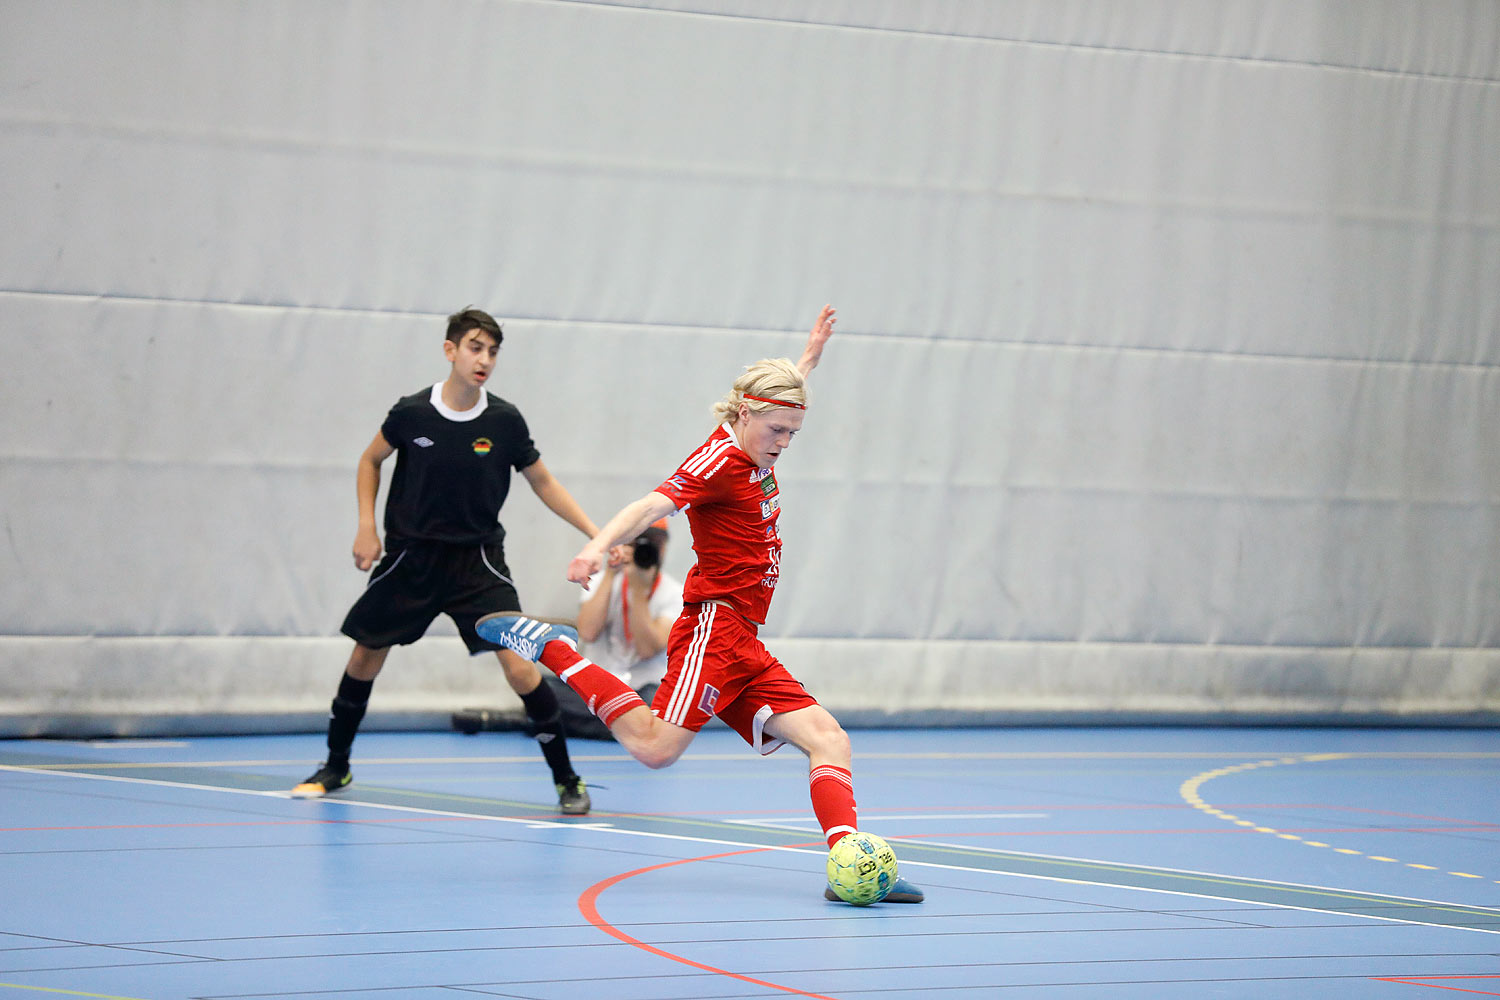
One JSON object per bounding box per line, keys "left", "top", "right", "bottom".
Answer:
{"left": 656, "top": 432, "right": 736, "bottom": 510}
{"left": 655, "top": 465, "right": 727, "bottom": 511}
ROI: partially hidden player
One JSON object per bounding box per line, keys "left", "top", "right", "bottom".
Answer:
{"left": 476, "top": 305, "right": 923, "bottom": 901}
{"left": 293, "top": 308, "right": 596, "bottom": 814}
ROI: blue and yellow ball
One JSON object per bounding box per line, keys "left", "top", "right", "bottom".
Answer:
{"left": 826, "top": 831, "right": 899, "bottom": 905}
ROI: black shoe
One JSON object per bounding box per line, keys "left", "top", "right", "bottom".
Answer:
{"left": 556, "top": 776, "right": 591, "bottom": 815}
{"left": 291, "top": 762, "right": 351, "bottom": 798}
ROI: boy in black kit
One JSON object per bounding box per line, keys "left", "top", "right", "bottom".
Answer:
{"left": 293, "top": 308, "right": 598, "bottom": 813}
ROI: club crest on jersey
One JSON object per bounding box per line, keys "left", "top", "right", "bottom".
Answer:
{"left": 472, "top": 437, "right": 493, "bottom": 456}
{"left": 697, "top": 683, "right": 721, "bottom": 715}
{"left": 760, "top": 495, "right": 780, "bottom": 519}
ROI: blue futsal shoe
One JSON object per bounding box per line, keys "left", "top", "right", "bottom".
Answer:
{"left": 475, "top": 612, "right": 578, "bottom": 662}
{"left": 824, "top": 876, "right": 925, "bottom": 904}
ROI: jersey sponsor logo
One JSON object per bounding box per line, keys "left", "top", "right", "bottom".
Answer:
{"left": 472, "top": 437, "right": 493, "bottom": 456}
{"left": 704, "top": 455, "right": 730, "bottom": 480}
{"left": 747, "top": 468, "right": 771, "bottom": 483}
{"left": 759, "top": 472, "right": 778, "bottom": 496}
{"left": 414, "top": 436, "right": 435, "bottom": 448}
{"left": 762, "top": 545, "right": 782, "bottom": 588}
{"left": 664, "top": 475, "right": 687, "bottom": 493}
{"left": 759, "top": 495, "right": 780, "bottom": 519}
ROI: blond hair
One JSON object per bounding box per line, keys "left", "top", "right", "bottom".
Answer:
{"left": 710, "top": 357, "right": 807, "bottom": 424}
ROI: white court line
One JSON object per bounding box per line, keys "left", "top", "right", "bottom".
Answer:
{"left": 5, "top": 763, "right": 1497, "bottom": 937}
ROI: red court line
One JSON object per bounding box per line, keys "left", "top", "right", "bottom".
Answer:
{"left": 1372, "top": 975, "right": 1500, "bottom": 995}
{"left": 579, "top": 844, "right": 841, "bottom": 1000}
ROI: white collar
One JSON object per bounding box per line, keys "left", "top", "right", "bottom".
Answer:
{"left": 429, "top": 383, "right": 487, "bottom": 422}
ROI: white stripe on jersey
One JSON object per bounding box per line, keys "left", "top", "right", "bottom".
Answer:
{"left": 682, "top": 436, "right": 735, "bottom": 476}
{"left": 665, "top": 602, "right": 716, "bottom": 725}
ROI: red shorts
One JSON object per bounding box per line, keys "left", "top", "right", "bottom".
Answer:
{"left": 652, "top": 602, "right": 818, "bottom": 755}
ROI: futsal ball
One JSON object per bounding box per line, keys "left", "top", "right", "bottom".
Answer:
{"left": 826, "top": 831, "right": 899, "bottom": 905}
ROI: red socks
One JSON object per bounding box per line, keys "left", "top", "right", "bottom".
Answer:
{"left": 809, "top": 764, "right": 858, "bottom": 848}
{"left": 539, "top": 641, "right": 646, "bottom": 727}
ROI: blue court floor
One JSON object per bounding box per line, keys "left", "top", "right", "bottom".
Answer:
{"left": 2, "top": 726, "right": 1498, "bottom": 999}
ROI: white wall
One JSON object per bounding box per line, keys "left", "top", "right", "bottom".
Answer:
{"left": 2, "top": 0, "right": 1497, "bottom": 734}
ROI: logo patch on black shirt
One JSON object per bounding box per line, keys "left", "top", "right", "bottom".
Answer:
{"left": 472, "top": 437, "right": 493, "bottom": 456}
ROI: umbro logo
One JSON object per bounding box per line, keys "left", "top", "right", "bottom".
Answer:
{"left": 414, "top": 437, "right": 435, "bottom": 448}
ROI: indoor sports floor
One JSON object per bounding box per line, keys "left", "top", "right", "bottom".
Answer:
{"left": 2, "top": 726, "right": 1498, "bottom": 999}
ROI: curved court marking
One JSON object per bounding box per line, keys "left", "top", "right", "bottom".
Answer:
{"left": 1178, "top": 753, "right": 1498, "bottom": 884}
{"left": 578, "top": 846, "right": 841, "bottom": 1000}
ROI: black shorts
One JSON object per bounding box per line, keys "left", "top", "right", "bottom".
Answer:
{"left": 341, "top": 539, "right": 521, "bottom": 654}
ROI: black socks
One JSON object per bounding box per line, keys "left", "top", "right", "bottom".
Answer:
{"left": 326, "top": 673, "right": 374, "bottom": 770}
{"left": 519, "top": 678, "right": 576, "bottom": 785}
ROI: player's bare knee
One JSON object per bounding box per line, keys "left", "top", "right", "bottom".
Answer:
{"left": 796, "top": 712, "right": 850, "bottom": 764}
{"left": 819, "top": 723, "right": 852, "bottom": 763}
{"left": 634, "top": 740, "right": 684, "bottom": 770}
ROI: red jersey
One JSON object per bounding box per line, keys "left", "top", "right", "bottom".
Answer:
{"left": 655, "top": 424, "right": 784, "bottom": 625}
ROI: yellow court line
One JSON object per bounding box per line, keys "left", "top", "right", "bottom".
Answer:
{"left": 0, "top": 984, "right": 150, "bottom": 1000}
{"left": 891, "top": 839, "right": 1500, "bottom": 923}
{"left": 1179, "top": 754, "right": 1493, "bottom": 885}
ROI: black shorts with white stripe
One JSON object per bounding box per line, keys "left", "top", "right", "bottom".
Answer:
{"left": 341, "top": 538, "right": 522, "bottom": 653}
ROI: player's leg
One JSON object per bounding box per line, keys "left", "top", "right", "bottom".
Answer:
{"left": 294, "top": 544, "right": 441, "bottom": 797}
{"left": 476, "top": 612, "right": 695, "bottom": 769}
{"left": 608, "top": 704, "right": 698, "bottom": 769}
{"left": 292, "top": 643, "right": 389, "bottom": 797}
{"left": 759, "top": 700, "right": 925, "bottom": 904}
{"left": 457, "top": 541, "right": 595, "bottom": 814}
{"left": 494, "top": 648, "right": 589, "bottom": 814}
{"left": 478, "top": 613, "right": 649, "bottom": 725}
{"left": 761, "top": 705, "right": 856, "bottom": 846}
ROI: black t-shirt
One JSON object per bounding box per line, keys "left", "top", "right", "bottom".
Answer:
{"left": 378, "top": 384, "right": 541, "bottom": 545}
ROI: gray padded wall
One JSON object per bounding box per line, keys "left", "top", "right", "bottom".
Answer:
{"left": 2, "top": 1, "right": 1497, "bottom": 734}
